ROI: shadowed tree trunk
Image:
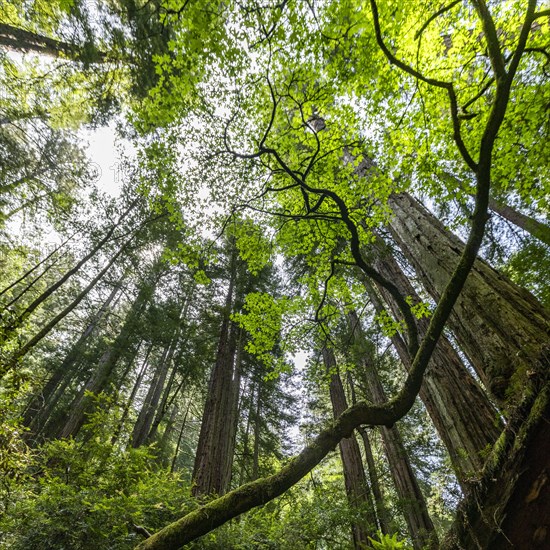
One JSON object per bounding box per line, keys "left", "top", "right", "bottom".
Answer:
{"left": 14, "top": 237, "right": 131, "bottom": 360}
{"left": 388, "top": 192, "right": 550, "bottom": 402}
{"left": 23, "top": 277, "right": 124, "bottom": 439}
{"left": 57, "top": 270, "right": 157, "bottom": 439}
{"left": 192, "top": 247, "right": 243, "bottom": 497}
{"left": 0, "top": 23, "right": 108, "bottom": 62}
{"left": 363, "top": 242, "right": 501, "bottom": 484}
{"left": 347, "top": 372, "right": 391, "bottom": 535}
{"left": 347, "top": 310, "right": 437, "bottom": 550}
{"left": 323, "top": 346, "right": 378, "bottom": 548}
{"left": 438, "top": 171, "right": 550, "bottom": 246}
{"left": 131, "top": 341, "right": 174, "bottom": 448}
{"left": 112, "top": 343, "right": 152, "bottom": 444}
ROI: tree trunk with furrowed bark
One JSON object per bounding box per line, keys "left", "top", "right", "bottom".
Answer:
{"left": 323, "top": 347, "right": 378, "bottom": 547}
{"left": 363, "top": 242, "right": 501, "bottom": 485}
{"left": 347, "top": 310, "right": 437, "bottom": 550}
{"left": 388, "top": 192, "right": 550, "bottom": 402}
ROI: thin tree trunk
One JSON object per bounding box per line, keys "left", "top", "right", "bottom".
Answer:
{"left": 239, "top": 380, "right": 255, "bottom": 485}
{"left": 252, "top": 381, "right": 262, "bottom": 481}
{"left": 0, "top": 23, "right": 108, "bottom": 62}
{"left": 57, "top": 273, "right": 154, "bottom": 439}
{"left": 439, "top": 170, "right": 550, "bottom": 246}
{"left": 13, "top": 237, "right": 131, "bottom": 361}
{"left": 23, "top": 277, "right": 123, "bottom": 436}
{"left": 112, "top": 344, "right": 152, "bottom": 444}
{"left": 348, "top": 372, "right": 391, "bottom": 535}
{"left": 323, "top": 346, "right": 378, "bottom": 548}
{"left": 131, "top": 342, "right": 173, "bottom": 448}
{"left": 7, "top": 200, "right": 136, "bottom": 333}
{"left": 357, "top": 426, "right": 391, "bottom": 535}
{"left": 0, "top": 232, "right": 73, "bottom": 299}
{"left": 171, "top": 399, "right": 192, "bottom": 473}
{"left": 159, "top": 405, "right": 179, "bottom": 456}
{"left": 347, "top": 311, "right": 437, "bottom": 550}
{"left": 147, "top": 284, "right": 195, "bottom": 441}
{"left": 388, "top": 192, "right": 550, "bottom": 402}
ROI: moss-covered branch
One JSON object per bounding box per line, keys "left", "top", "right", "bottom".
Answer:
{"left": 134, "top": 400, "right": 407, "bottom": 550}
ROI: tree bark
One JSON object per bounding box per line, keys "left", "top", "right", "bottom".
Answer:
{"left": 192, "top": 249, "right": 242, "bottom": 496}
{"left": 131, "top": 342, "right": 173, "bottom": 448}
{"left": 388, "top": 192, "right": 550, "bottom": 401}
{"left": 112, "top": 344, "right": 152, "bottom": 444}
{"left": 23, "top": 277, "right": 123, "bottom": 438}
{"left": 323, "top": 346, "right": 378, "bottom": 548}
{"left": 347, "top": 310, "right": 437, "bottom": 550}
{"left": 438, "top": 170, "right": 550, "bottom": 246}
{"left": 13, "top": 237, "right": 130, "bottom": 361}
{"left": 363, "top": 243, "right": 501, "bottom": 484}
{"left": 57, "top": 273, "right": 155, "bottom": 439}
{"left": 0, "top": 23, "right": 108, "bottom": 63}
{"left": 171, "top": 400, "right": 192, "bottom": 474}
{"left": 357, "top": 426, "right": 391, "bottom": 535}
{"left": 0, "top": 232, "right": 73, "bottom": 300}
{"left": 487, "top": 196, "right": 550, "bottom": 246}
{"left": 348, "top": 371, "right": 391, "bottom": 535}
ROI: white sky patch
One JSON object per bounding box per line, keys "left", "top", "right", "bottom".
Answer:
{"left": 82, "top": 123, "right": 134, "bottom": 198}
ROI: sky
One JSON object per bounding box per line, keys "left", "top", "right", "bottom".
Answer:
{"left": 82, "top": 123, "right": 128, "bottom": 198}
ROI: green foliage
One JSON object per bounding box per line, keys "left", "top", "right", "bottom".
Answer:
{"left": 368, "top": 532, "right": 411, "bottom": 550}
{"left": 0, "top": 398, "right": 193, "bottom": 550}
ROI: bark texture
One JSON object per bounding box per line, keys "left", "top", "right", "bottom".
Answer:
{"left": 347, "top": 310, "right": 436, "bottom": 550}
{"left": 192, "top": 252, "right": 242, "bottom": 496}
{"left": 324, "top": 347, "right": 378, "bottom": 546}
{"left": 58, "top": 275, "right": 154, "bottom": 439}
{"left": 364, "top": 244, "right": 501, "bottom": 484}
{"left": 388, "top": 192, "right": 550, "bottom": 401}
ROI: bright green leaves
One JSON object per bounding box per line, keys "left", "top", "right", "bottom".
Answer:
{"left": 232, "top": 218, "right": 272, "bottom": 276}
{"left": 232, "top": 291, "right": 289, "bottom": 375}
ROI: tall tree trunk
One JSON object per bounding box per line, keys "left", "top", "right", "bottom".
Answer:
{"left": 363, "top": 243, "right": 501, "bottom": 484}
{"left": 0, "top": 232, "right": 74, "bottom": 301}
{"left": 348, "top": 371, "right": 391, "bottom": 535}
{"left": 112, "top": 344, "right": 152, "bottom": 444}
{"left": 487, "top": 196, "right": 550, "bottom": 246}
{"left": 23, "top": 277, "right": 123, "bottom": 437}
{"left": 323, "top": 347, "right": 378, "bottom": 547}
{"left": 131, "top": 342, "right": 173, "bottom": 448}
{"left": 13, "top": 237, "right": 131, "bottom": 361}
{"left": 438, "top": 170, "right": 550, "bottom": 246}
{"left": 159, "top": 405, "right": 178, "bottom": 454}
{"left": 171, "top": 399, "right": 192, "bottom": 473}
{"left": 57, "top": 273, "right": 155, "bottom": 439}
{"left": 357, "top": 426, "right": 391, "bottom": 535}
{"left": 192, "top": 250, "right": 242, "bottom": 497}
{"left": 239, "top": 380, "right": 255, "bottom": 486}
{"left": 147, "top": 284, "right": 195, "bottom": 442}
{"left": 388, "top": 192, "right": 550, "bottom": 402}
{"left": 0, "top": 23, "right": 108, "bottom": 62}
{"left": 347, "top": 311, "right": 437, "bottom": 550}
{"left": 4, "top": 201, "right": 136, "bottom": 340}
{"left": 252, "top": 381, "right": 262, "bottom": 481}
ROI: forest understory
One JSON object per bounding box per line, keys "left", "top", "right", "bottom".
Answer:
{"left": 0, "top": 1, "right": 549, "bottom": 549}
